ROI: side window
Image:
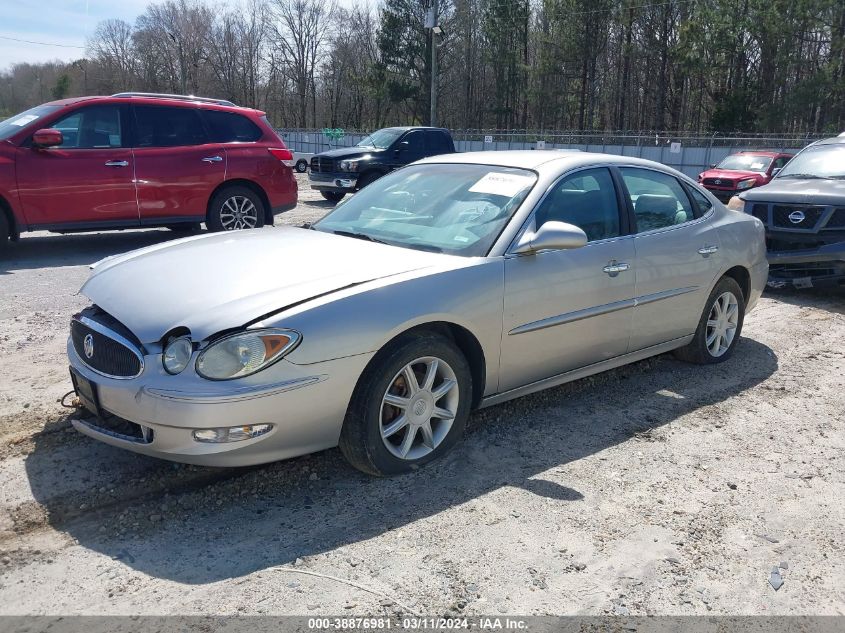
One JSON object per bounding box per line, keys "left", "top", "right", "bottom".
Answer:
{"left": 133, "top": 106, "right": 207, "bottom": 148}
{"left": 202, "top": 110, "right": 262, "bottom": 143}
{"left": 402, "top": 131, "right": 425, "bottom": 156}
{"left": 50, "top": 106, "right": 123, "bottom": 149}
{"left": 773, "top": 157, "right": 789, "bottom": 170}
{"left": 620, "top": 167, "right": 694, "bottom": 232}
{"left": 429, "top": 132, "right": 451, "bottom": 155}
{"left": 687, "top": 186, "right": 713, "bottom": 216}
{"left": 534, "top": 167, "right": 621, "bottom": 242}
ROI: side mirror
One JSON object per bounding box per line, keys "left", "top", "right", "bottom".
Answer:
{"left": 708, "top": 163, "right": 716, "bottom": 169}
{"left": 394, "top": 140, "right": 409, "bottom": 156}
{"left": 771, "top": 167, "right": 782, "bottom": 177}
{"left": 512, "top": 221, "right": 588, "bottom": 255}
{"left": 33, "top": 128, "right": 63, "bottom": 148}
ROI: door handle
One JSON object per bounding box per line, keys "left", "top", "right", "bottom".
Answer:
{"left": 104, "top": 160, "right": 129, "bottom": 167}
{"left": 603, "top": 261, "right": 630, "bottom": 275}
{"left": 202, "top": 156, "right": 223, "bottom": 163}
{"left": 698, "top": 245, "right": 719, "bottom": 255}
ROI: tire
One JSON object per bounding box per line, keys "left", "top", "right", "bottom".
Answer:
{"left": 295, "top": 159, "right": 308, "bottom": 173}
{"left": 320, "top": 191, "right": 346, "bottom": 204}
{"left": 674, "top": 276, "right": 745, "bottom": 364}
{"left": 339, "top": 332, "right": 473, "bottom": 476}
{"left": 167, "top": 222, "right": 200, "bottom": 233}
{"left": 0, "top": 213, "right": 9, "bottom": 252}
{"left": 207, "top": 186, "right": 266, "bottom": 232}
{"left": 355, "top": 171, "right": 382, "bottom": 191}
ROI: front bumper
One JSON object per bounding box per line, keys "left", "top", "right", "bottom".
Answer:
{"left": 309, "top": 171, "right": 358, "bottom": 193}
{"left": 68, "top": 338, "right": 372, "bottom": 467}
{"left": 702, "top": 186, "right": 740, "bottom": 203}
{"left": 766, "top": 239, "right": 845, "bottom": 289}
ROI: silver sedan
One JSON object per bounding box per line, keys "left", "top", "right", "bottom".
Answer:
{"left": 67, "top": 151, "right": 768, "bottom": 475}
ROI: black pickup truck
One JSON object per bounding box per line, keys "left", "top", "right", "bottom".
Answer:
{"left": 308, "top": 126, "right": 455, "bottom": 202}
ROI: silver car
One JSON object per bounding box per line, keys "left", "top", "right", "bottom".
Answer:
{"left": 67, "top": 151, "right": 768, "bottom": 475}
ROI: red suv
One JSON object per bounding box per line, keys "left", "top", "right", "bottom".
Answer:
{"left": 0, "top": 93, "right": 297, "bottom": 249}
{"left": 697, "top": 151, "right": 793, "bottom": 202}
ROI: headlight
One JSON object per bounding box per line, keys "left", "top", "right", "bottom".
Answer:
{"left": 726, "top": 196, "right": 746, "bottom": 212}
{"left": 339, "top": 160, "right": 359, "bottom": 172}
{"left": 736, "top": 178, "right": 756, "bottom": 190}
{"left": 163, "top": 336, "right": 192, "bottom": 375}
{"left": 196, "top": 328, "right": 301, "bottom": 380}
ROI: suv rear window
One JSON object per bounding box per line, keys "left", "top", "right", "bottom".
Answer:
{"left": 203, "top": 110, "right": 263, "bottom": 143}
{"left": 133, "top": 105, "right": 207, "bottom": 147}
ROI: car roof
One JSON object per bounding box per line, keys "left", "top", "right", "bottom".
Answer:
{"left": 732, "top": 150, "right": 791, "bottom": 157}
{"left": 418, "top": 150, "right": 685, "bottom": 175}
{"left": 40, "top": 94, "right": 262, "bottom": 115}
{"left": 811, "top": 135, "right": 845, "bottom": 147}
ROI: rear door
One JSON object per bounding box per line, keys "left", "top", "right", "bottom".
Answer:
{"left": 619, "top": 167, "right": 722, "bottom": 351}
{"left": 131, "top": 105, "right": 227, "bottom": 224}
{"left": 15, "top": 104, "right": 138, "bottom": 227}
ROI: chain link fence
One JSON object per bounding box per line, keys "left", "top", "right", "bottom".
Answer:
{"left": 277, "top": 128, "right": 829, "bottom": 178}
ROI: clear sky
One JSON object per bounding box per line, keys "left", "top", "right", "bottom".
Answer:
{"left": 0, "top": 0, "right": 154, "bottom": 69}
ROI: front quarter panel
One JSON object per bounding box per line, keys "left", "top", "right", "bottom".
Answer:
{"left": 259, "top": 258, "right": 506, "bottom": 396}
{"left": 715, "top": 207, "right": 768, "bottom": 311}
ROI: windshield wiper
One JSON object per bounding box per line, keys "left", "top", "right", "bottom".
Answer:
{"left": 778, "top": 173, "right": 828, "bottom": 180}
{"left": 331, "top": 230, "right": 389, "bottom": 245}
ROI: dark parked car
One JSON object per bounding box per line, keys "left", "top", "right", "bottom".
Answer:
{"left": 727, "top": 136, "right": 845, "bottom": 288}
{"left": 0, "top": 92, "right": 297, "bottom": 250}
{"left": 308, "top": 126, "right": 455, "bottom": 202}
{"left": 698, "top": 151, "right": 793, "bottom": 202}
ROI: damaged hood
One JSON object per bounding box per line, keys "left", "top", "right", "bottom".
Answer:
{"left": 81, "top": 227, "right": 447, "bottom": 343}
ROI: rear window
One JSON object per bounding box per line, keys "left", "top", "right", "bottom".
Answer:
{"left": 133, "top": 105, "right": 207, "bottom": 147}
{"left": 203, "top": 110, "right": 263, "bottom": 143}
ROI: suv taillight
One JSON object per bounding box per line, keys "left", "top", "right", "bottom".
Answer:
{"left": 268, "top": 148, "right": 295, "bottom": 167}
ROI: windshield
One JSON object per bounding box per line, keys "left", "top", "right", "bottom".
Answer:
{"left": 0, "top": 105, "right": 61, "bottom": 140}
{"left": 356, "top": 128, "right": 404, "bottom": 149}
{"left": 313, "top": 164, "right": 537, "bottom": 256}
{"left": 716, "top": 154, "right": 772, "bottom": 172}
{"left": 776, "top": 144, "right": 845, "bottom": 179}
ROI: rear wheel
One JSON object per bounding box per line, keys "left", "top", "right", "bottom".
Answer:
{"left": 339, "top": 332, "right": 473, "bottom": 476}
{"left": 674, "top": 276, "right": 745, "bottom": 364}
{"left": 320, "top": 191, "right": 346, "bottom": 204}
{"left": 207, "top": 186, "right": 265, "bottom": 232}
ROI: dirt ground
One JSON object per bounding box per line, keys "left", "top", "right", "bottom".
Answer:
{"left": 0, "top": 173, "right": 843, "bottom": 616}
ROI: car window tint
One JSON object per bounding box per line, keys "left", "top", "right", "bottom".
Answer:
{"left": 687, "top": 186, "right": 713, "bottom": 216}
{"left": 773, "top": 157, "right": 789, "bottom": 169}
{"left": 402, "top": 131, "right": 425, "bottom": 155}
{"left": 430, "top": 132, "right": 451, "bottom": 154}
{"left": 133, "top": 106, "right": 207, "bottom": 147}
{"left": 620, "top": 168, "right": 694, "bottom": 232}
{"left": 534, "top": 167, "right": 621, "bottom": 241}
{"left": 50, "top": 106, "right": 122, "bottom": 149}
{"left": 202, "top": 110, "right": 262, "bottom": 142}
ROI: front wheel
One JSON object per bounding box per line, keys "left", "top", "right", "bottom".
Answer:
{"left": 320, "top": 191, "right": 346, "bottom": 204}
{"left": 207, "top": 186, "right": 266, "bottom": 232}
{"left": 295, "top": 159, "right": 308, "bottom": 173}
{"left": 339, "top": 332, "right": 473, "bottom": 476}
{"left": 674, "top": 276, "right": 745, "bottom": 364}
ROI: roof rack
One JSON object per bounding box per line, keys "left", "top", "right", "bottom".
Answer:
{"left": 111, "top": 92, "right": 236, "bottom": 107}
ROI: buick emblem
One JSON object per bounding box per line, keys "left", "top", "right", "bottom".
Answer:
{"left": 83, "top": 334, "right": 95, "bottom": 359}
{"left": 788, "top": 210, "right": 806, "bottom": 224}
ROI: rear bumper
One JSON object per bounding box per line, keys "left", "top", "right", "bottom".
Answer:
{"left": 766, "top": 239, "right": 845, "bottom": 288}
{"left": 309, "top": 172, "right": 358, "bottom": 193}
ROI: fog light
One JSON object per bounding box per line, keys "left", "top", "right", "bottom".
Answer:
{"left": 193, "top": 424, "right": 273, "bottom": 443}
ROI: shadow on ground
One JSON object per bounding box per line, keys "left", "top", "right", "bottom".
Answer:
{"left": 23, "top": 338, "right": 777, "bottom": 584}
{"left": 0, "top": 230, "right": 190, "bottom": 274}
{"left": 764, "top": 286, "right": 845, "bottom": 315}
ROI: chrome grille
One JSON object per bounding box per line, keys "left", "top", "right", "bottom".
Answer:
{"left": 71, "top": 317, "right": 144, "bottom": 379}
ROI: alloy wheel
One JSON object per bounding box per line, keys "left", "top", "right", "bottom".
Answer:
{"left": 705, "top": 291, "right": 739, "bottom": 357}
{"left": 380, "top": 356, "right": 460, "bottom": 461}
{"left": 220, "top": 196, "right": 258, "bottom": 230}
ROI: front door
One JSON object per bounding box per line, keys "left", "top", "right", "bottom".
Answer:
{"left": 15, "top": 104, "right": 138, "bottom": 228}
{"left": 499, "top": 167, "right": 637, "bottom": 392}
{"left": 130, "top": 104, "right": 227, "bottom": 224}
{"left": 617, "top": 167, "right": 723, "bottom": 351}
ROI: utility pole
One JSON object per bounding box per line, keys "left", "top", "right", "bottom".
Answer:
{"left": 429, "top": 0, "right": 440, "bottom": 127}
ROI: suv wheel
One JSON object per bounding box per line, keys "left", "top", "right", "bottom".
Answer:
{"left": 207, "top": 186, "right": 266, "bottom": 232}
{"left": 321, "top": 191, "right": 345, "bottom": 204}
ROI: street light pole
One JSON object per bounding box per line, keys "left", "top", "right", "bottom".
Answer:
{"left": 429, "top": 0, "right": 439, "bottom": 127}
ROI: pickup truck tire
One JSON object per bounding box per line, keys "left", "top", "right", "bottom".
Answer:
{"left": 356, "top": 171, "right": 382, "bottom": 190}
{"left": 674, "top": 276, "right": 745, "bottom": 364}
{"left": 207, "top": 186, "right": 266, "bottom": 232}
{"left": 295, "top": 159, "right": 308, "bottom": 173}
{"left": 321, "top": 191, "right": 346, "bottom": 203}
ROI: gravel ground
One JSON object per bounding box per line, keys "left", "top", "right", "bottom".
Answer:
{"left": 0, "top": 173, "right": 843, "bottom": 615}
